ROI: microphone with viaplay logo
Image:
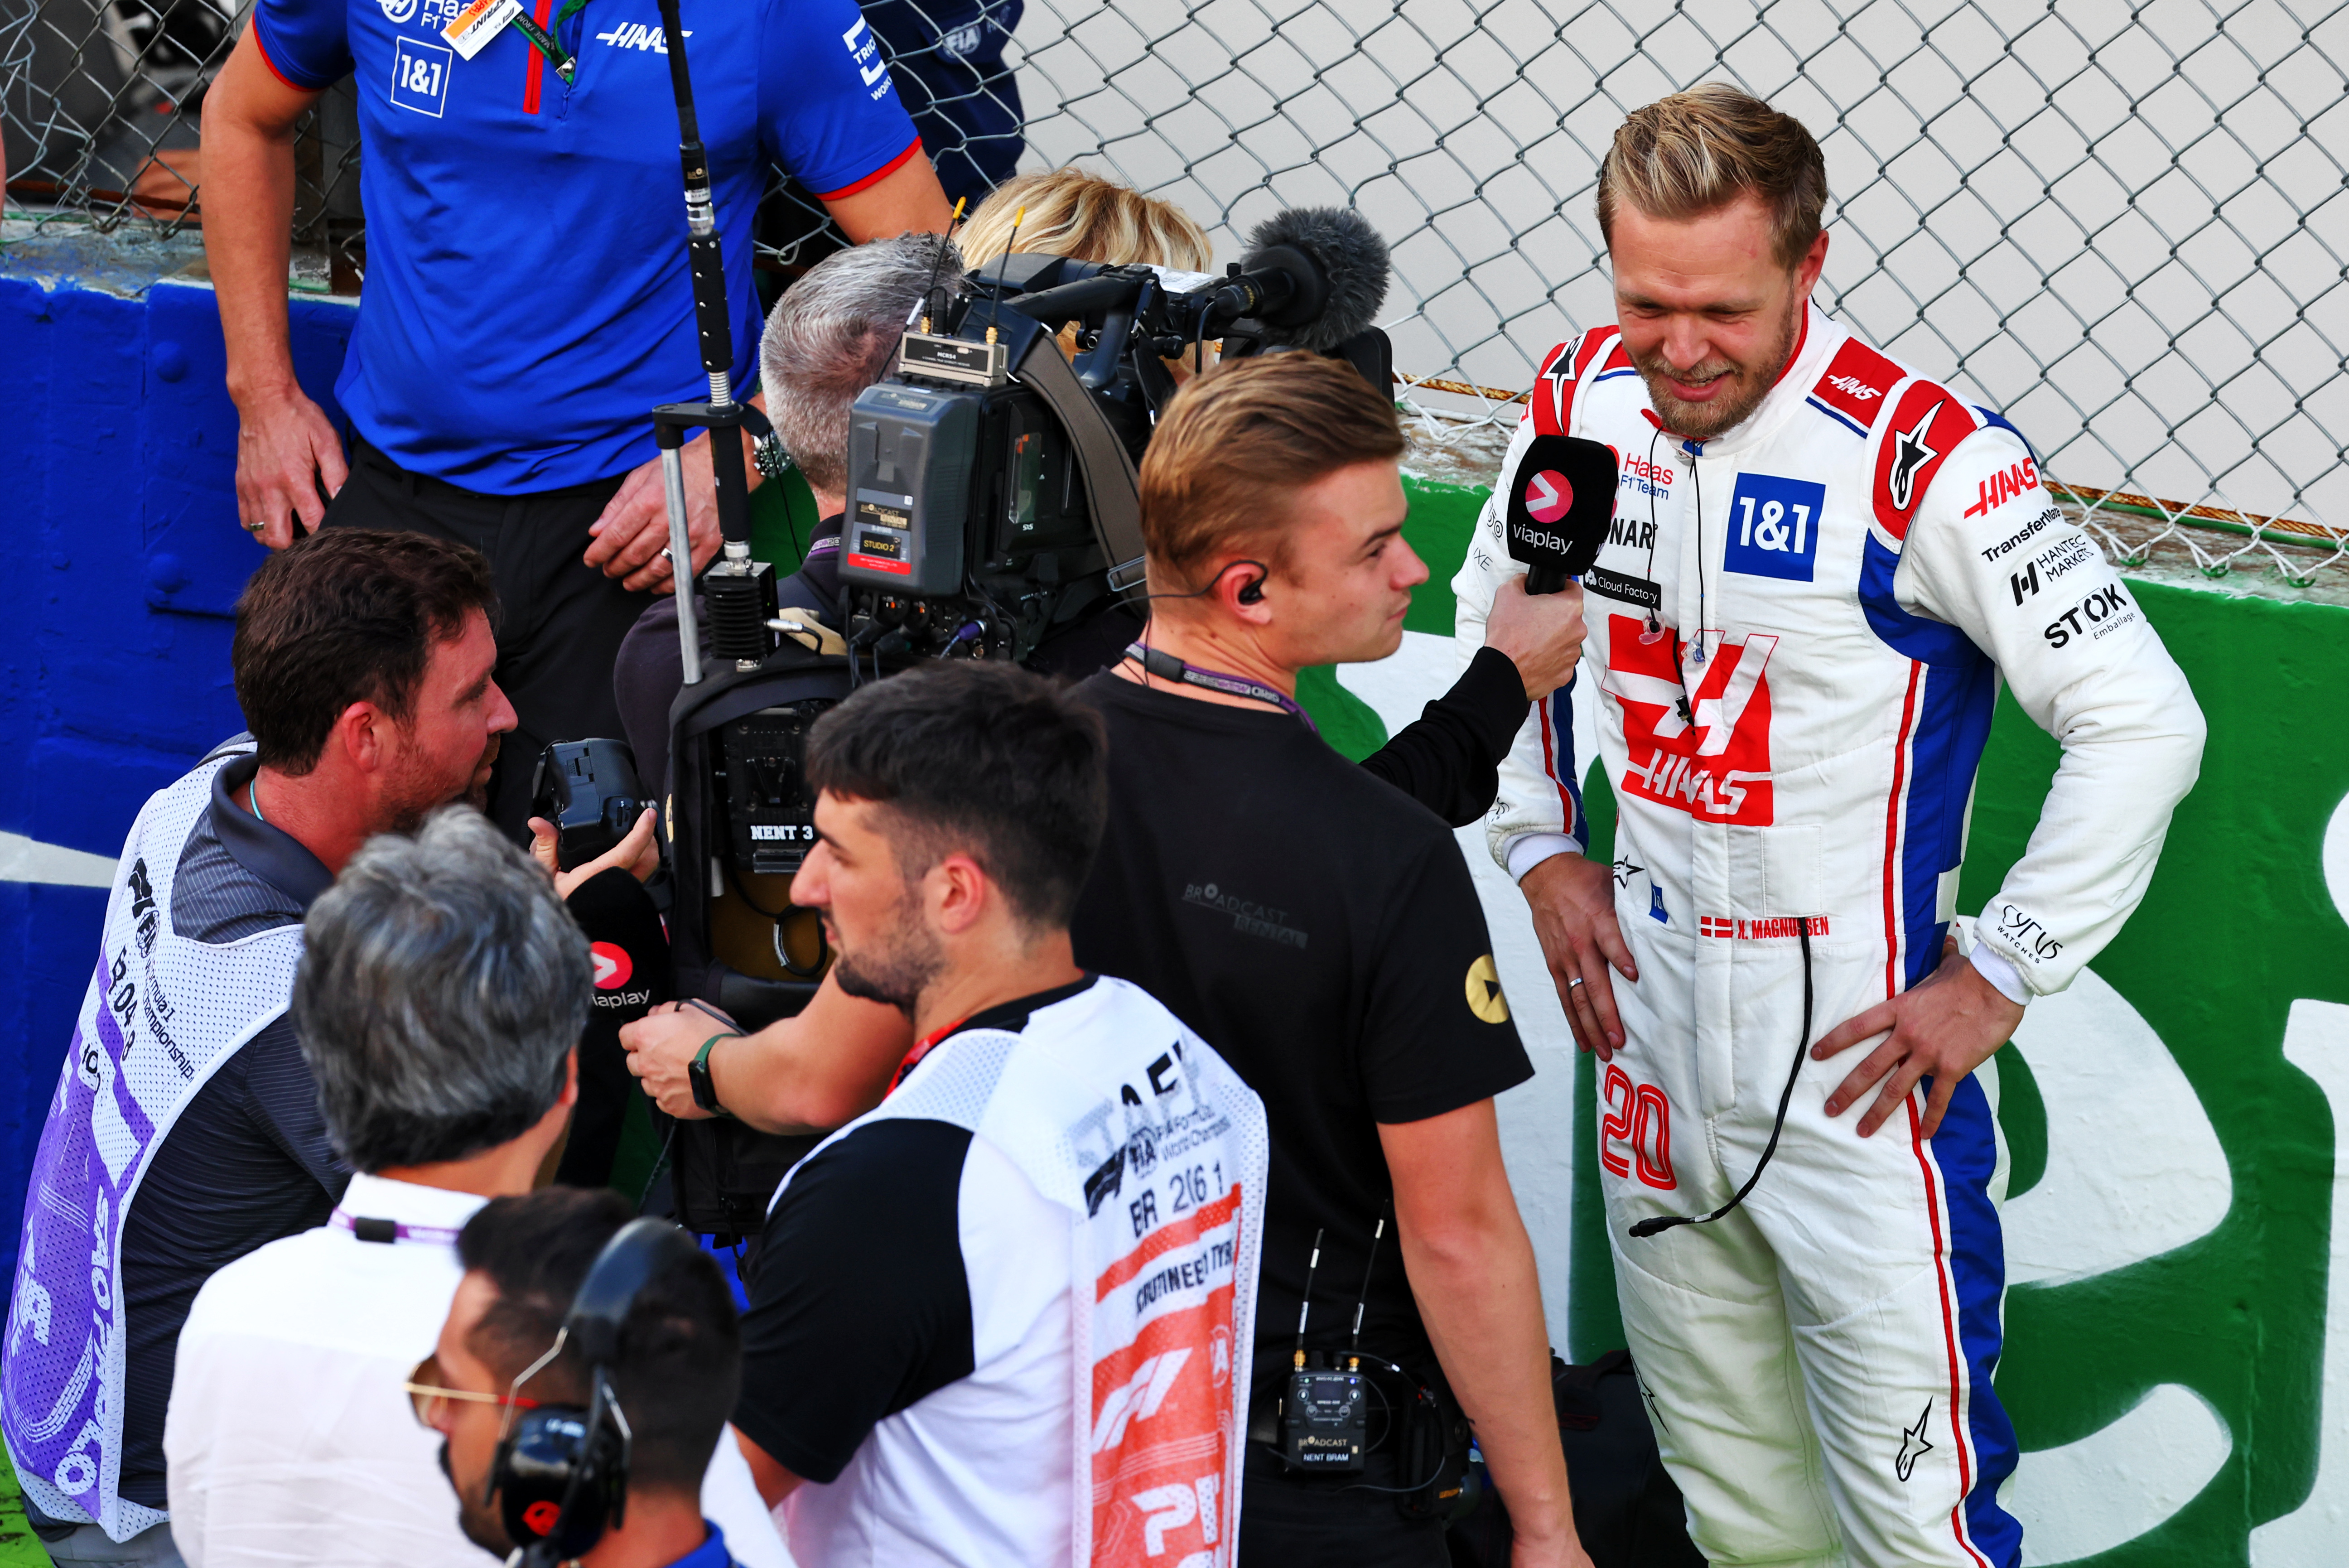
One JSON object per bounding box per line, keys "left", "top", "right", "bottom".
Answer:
{"left": 1504, "top": 434, "right": 1619, "bottom": 593}
{"left": 556, "top": 868, "right": 675, "bottom": 1190}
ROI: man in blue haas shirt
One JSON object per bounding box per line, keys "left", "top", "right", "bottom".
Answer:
{"left": 199, "top": 0, "right": 952, "bottom": 838}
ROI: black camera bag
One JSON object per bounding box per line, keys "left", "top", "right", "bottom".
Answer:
{"left": 655, "top": 637, "right": 855, "bottom": 1240}
{"left": 1445, "top": 1349, "right": 1703, "bottom": 1568}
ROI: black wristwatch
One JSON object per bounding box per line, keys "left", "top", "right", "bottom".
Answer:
{"left": 690, "top": 1032, "right": 739, "bottom": 1118}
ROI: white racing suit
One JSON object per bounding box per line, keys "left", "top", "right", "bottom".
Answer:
{"left": 1453, "top": 305, "right": 2204, "bottom": 1568}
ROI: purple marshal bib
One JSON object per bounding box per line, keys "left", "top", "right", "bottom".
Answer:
{"left": 1, "top": 748, "right": 303, "bottom": 1539}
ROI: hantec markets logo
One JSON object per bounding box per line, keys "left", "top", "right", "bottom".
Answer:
{"left": 380, "top": 0, "right": 420, "bottom": 22}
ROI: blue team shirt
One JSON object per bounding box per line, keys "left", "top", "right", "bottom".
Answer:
{"left": 252, "top": 0, "right": 922, "bottom": 492}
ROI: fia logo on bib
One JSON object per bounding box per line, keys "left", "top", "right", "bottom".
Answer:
{"left": 1723, "top": 472, "right": 1826, "bottom": 583}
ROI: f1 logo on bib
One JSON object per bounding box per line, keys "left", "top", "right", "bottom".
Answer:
{"left": 1723, "top": 472, "right": 1826, "bottom": 583}
{"left": 1523, "top": 469, "right": 1573, "bottom": 524}
{"left": 590, "top": 942, "right": 632, "bottom": 990}
{"left": 390, "top": 37, "right": 454, "bottom": 117}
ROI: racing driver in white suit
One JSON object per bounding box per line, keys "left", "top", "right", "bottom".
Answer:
{"left": 1453, "top": 87, "right": 2204, "bottom": 1568}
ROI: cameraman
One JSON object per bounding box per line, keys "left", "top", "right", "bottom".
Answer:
{"left": 425, "top": 1190, "right": 752, "bottom": 1568}
{"left": 614, "top": 231, "right": 961, "bottom": 801}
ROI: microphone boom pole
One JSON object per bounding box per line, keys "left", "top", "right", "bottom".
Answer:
{"left": 651, "top": 0, "right": 778, "bottom": 684}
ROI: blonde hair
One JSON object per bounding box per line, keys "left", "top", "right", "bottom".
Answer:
{"left": 1597, "top": 84, "right": 1828, "bottom": 269}
{"left": 1138, "top": 355, "right": 1403, "bottom": 591}
{"left": 959, "top": 168, "right": 1214, "bottom": 274}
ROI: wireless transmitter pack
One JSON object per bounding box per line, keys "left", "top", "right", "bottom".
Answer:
{"left": 1278, "top": 1213, "right": 1388, "bottom": 1473}
{"left": 1503, "top": 434, "right": 1620, "bottom": 592}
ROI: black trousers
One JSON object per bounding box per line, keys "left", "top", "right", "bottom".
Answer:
{"left": 324, "top": 439, "right": 647, "bottom": 840}
{"left": 1238, "top": 1458, "right": 1451, "bottom": 1568}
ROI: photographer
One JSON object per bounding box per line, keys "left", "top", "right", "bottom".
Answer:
{"left": 0, "top": 531, "right": 511, "bottom": 1564}
{"left": 424, "top": 1190, "right": 752, "bottom": 1568}
{"left": 720, "top": 663, "right": 1265, "bottom": 1566}
{"left": 161, "top": 810, "right": 783, "bottom": 1567}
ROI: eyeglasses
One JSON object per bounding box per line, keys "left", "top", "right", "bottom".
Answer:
{"left": 404, "top": 1353, "right": 541, "bottom": 1430}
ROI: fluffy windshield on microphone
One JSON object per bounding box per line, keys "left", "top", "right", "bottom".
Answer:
{"left": 1243, "top": 207, "right": 1390, "bottom": 353}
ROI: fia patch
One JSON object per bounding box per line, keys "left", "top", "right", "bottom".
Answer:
{"left": 1722, "top": 472, "right": 1825, "bottom": 583}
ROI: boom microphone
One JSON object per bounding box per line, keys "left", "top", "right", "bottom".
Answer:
{"left": 1215, "top": 207, "right": 1392, "bottom": 352}
{"left": 1505, "top": 434, "right": 1619, "bottom": 593}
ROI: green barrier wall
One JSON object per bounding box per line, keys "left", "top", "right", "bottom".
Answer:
{"left": 1302, "top": 478, "right": 2349, "bottom": 1568}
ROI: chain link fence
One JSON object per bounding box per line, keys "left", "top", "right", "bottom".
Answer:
{"left": 8, "top": 0, "right": 2349, "bottom": 582}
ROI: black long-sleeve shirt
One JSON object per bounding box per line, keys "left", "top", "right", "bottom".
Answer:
{"left": 1360, "top": 644, "right": 1529, "bottom": 826}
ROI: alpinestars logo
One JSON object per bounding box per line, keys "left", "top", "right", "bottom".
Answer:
{"left": 1896, "top": 1401, "right": 1935, "bottom": 1481}
{"left": 1886, "top": 407, "right": 1940, "bottom": 511}
{"left": 1824, "top": 374, "right": 1881, "bottom": 401}
{"left": 1602, "top": 615, "right": 1776, "bottom": 824}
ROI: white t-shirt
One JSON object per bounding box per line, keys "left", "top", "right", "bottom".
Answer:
{"left": 164, "top": 1173, "right": 791, "bottom": 1568}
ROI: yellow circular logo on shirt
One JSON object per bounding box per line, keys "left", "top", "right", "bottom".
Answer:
{"left": 1465, "top": 954, "right": 1510, "bottom": 1024}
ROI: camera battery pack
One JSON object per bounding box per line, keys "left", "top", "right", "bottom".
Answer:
{"left": 844, "top": 382, "right": 980, "bottom": 597}
{"left": 718, "top": 704, "right": 830, "bottom": 877}
{"left": 1280, "top": 1365, "right": 1367, "bottom": 1472}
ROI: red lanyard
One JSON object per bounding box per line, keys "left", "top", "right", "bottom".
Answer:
{"left": 888, "top": 1017, "right": 970, "bottom": 1096}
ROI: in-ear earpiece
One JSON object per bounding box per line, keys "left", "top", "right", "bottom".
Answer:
{"left": 1236, "top": 577, "right": 1265, "bottom": 605}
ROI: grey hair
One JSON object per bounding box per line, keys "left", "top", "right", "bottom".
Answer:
{"left": 293, "top": 807, "right": 587, "bottom": 1174}
{"left": 757, "top": 232, "right": 963, "bottom": 499}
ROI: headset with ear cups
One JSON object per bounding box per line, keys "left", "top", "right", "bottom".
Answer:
{"left": 487, "top": 1218, "right": 705, "bottom": 1568}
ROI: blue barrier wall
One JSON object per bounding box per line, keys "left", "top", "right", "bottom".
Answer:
{"left": 0, "top": 269, "right": 354, "bottom": 1281}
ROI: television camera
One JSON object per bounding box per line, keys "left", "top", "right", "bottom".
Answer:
{"left": 830, "top": 203, "right": 1398, "bottom": 667}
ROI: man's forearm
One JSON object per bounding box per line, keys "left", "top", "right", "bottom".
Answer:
{"left": 201, "top": 55, "right": 306, "bottom": 407}
{"left": 1402, "top": 1198, "right": 1572, "bottom": 1541}
{"left": 699, "top": 979, "right": 909, "bottom": 1132}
